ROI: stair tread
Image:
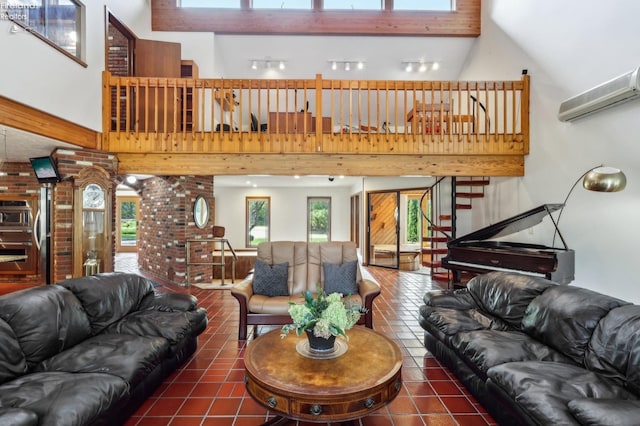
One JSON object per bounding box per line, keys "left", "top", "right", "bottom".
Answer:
{"left": 456, "top": 180, "right": 490, "bottom": 186}
{"left": 455, "top": 192, "right": 485, "bottom": 198}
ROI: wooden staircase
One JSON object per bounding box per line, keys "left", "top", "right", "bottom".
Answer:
{"left": 420, "top": 177, "right": 491, "bottom": 286}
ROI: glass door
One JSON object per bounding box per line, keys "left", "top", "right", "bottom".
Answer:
{"left": 367, "top": 191, "right": 400, "bottom": 268}
{"left": 116, "top": 196, "right": 139, "bottom": 252}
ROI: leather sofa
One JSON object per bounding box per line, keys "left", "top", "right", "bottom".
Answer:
{"left": 418, "top": 271, "right": 640, "bottom": 426}
{"left": 0, "top": 272, "right": 207, "bottom": 426}
{"left": 231, "top": 241, "right": 380, "bottom": 340}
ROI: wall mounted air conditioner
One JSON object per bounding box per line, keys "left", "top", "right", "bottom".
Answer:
{"left": 558, "top": 66, "right": 640, "bottom": 121}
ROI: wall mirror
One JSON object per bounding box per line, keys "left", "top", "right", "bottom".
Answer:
{"left": 193, "top": 196, "right": 209, "bottom": 229}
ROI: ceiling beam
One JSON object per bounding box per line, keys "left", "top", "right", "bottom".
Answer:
{"left": 0, "top": 96, "right": 99, "bottom": 149}
{"left": 116, "top": 153, "right": 524, "bottom": 177}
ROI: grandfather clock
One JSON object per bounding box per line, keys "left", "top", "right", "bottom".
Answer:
{"left": 73, "top": 166, "right": 113, "bottom": 277}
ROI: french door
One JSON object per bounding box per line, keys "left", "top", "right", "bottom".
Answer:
{"left": 116, "top": 196, "right": 140, "bottom": 253}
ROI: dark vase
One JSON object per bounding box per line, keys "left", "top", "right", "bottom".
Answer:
{"left": 305, "top": 330, "right": 336, "bottom": 352}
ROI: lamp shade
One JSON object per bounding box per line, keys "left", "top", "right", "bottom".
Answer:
{"left": 582, "top": 166, "right": 627, "bottom": 192}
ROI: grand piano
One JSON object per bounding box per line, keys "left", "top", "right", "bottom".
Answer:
{"left": 441, "top": 204, "right": 575, "bottom": 285}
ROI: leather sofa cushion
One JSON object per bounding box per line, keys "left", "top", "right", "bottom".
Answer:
{"left": 452, "top": 329, "right": 576, "bottom": 380}
{"left": 568, "top": 398, "right": 640, "bottom": 426}
{"left": 0, "top": 408, "right": 38, "bottom": 426}
{"left": 35, "top": 333, "right": 168, "bottom": 387}
{"left": 0, "top": 371, "right": 128, "bottom": 426}
{"left": 249, "top": 293, "right": 363, "bottom": 315}
{"left": 467, "top": 271, "right": 556, "bottom": 329}
{"left": 584, "top": 304, "right": 640, "bottom": 393}
{"left": 521, "top": 285, "right": 629, "bottom": 364}
{"left": 419, "top": 306, "right": 503, "bottom": 336}
{"left": 488, "top": 361, "right": 637, "bottom": 426}
{"left": 0, "top": 319, "right": 27, "bottom": 385}
{"left": 103, "top": 309, "right": 206, "bottom": 346}
{"left": 58, "top": 273, "right": 155, "bottom": 335}
{"left": 257, "top": 241, "right": 308, "bottom": 296}
{"left": 0, "top": 286, "right": 91, "bottom": 369}
{"left": 311, "top": 241, "right": 361, "bottom": 288}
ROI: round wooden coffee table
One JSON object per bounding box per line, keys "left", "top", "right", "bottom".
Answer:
{"left": 244, "top": 326, "right": 403, "bottom": 424}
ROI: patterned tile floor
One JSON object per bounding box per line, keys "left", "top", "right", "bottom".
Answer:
{"left": 115, "top": 253, "right": 496, "bottom": 426}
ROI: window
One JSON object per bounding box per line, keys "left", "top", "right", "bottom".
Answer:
{"left": 6, "top": 0, "right": 85, "bottom": 63}
{"left": 307, "top": 197, "right": 331, "bottom": 242}
{"left": 246, "top": 197, "right": 270, "bottom": 248}
{"left": 323, "top": 0, "right": 381, "bottom": 10}
{"left": 252, "top": 0, "right": 311, "bottom": 9}
{"left": 394, "top": 0, "right": 454, "bottom": 11}
{"left": 179, "top": 0, "right": 239, "bottom": 7}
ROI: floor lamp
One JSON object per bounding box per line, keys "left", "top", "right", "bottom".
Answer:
{"left": 553, "top": 165, "right": 627, "bottom": 246}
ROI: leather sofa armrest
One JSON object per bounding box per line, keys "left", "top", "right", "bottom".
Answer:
{"left": 0, "top": 408, "right": 38, "bottom": 426}
{"left": 568, "top": 398, "right": 640, "bottom": 426}
{"left": 423, "top": 289, "right": 476, "bottom": 310}
{"left": 139, "top": 291, "right": 198, "bottom": 312}
{"left": 231, "top": 273, "right": 255, "bottom": 340}
{"left": 230, "top": 273, "right": 255, "bottom": 304}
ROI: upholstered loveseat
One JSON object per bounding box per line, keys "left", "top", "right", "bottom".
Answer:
{"left": 419, "top": 271, "right": 640, "bottom": 426}
{"left": 0, "top": 272, "right": 207, "bottom": 426}
{"left": 231, "top": 241, "right": 380, "bottom": 340}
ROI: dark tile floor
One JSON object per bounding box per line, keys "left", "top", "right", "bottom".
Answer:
{"left": 115, "top": 253, "right": 496, "bottom": 426}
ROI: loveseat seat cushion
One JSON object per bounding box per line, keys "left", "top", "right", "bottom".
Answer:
{"left": 521, "top": 285, "right": 630, "bottom": 364}
{"left": 0, "top": 371, "right": 128, "bottom": 426}
{"left": 451, "top": 329, "right": 576, "bottom": 380}
{"left": 0, "top": 319, "right": 27, "bottom": 385}
{"left": 249, "top": 293, "right": 363, "bottom": 315}
{"left": 58, "top": 273, "right": 156, "bottom": 335}
{"left": 487, "top": 361, "right": 637, "bottom": 426}
{"left": 0, "top": 286, "right": 91, "bottom": 369}
{"left": 103, "top": 308, "right": 207, "bottom": 346}
{"left": 584, "top": 304, "right": 640, "bottom": 392}
{"left": 567, "top": 398, "right": 640, "bottom": 426}
{"left": 467, "top": 271, "right": 556, "bottom": 329}
{"left": 35, "top": 333, "right": 169, "bottom": 386}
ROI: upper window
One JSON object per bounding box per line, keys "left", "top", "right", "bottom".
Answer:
{"left": 394, "top": 0, "right": 454, "bottom": 11}
{"left": 177, "top": 0, "right": 454, "bottom": 11}
{"left": 5, "top": 0, "right": 84, "bottom": 63}
{"left": 252, "top": 0, "right": 311, "bottom": 9}
{"left": 323, "top": 0, "right": 381, "bottom": 10}
{"left": 179, "top": 0, "right": 239, "bottom": 7}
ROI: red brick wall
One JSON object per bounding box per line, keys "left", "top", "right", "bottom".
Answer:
{"left": 0, "top": 162, "right": 45, "bottom": 285}
{"left": 138, "top": 175, "right": 215, "bottom": 286}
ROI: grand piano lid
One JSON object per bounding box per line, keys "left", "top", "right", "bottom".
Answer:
{"left": 448, "top": 204, "right": 567, "bottom": 248}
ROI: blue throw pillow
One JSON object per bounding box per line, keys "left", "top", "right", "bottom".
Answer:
{"left": 253, "top": 259, "right": 289, "bottom": 297}
{"left": 323, "top": 260, "right": 358, "bottom": 296}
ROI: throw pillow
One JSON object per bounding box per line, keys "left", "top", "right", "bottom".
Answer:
{"left": 253, "top": 259, "right": 289, "bottom": 297}
{"left": 323, "top": 260, "right": 358, "bottom": 295}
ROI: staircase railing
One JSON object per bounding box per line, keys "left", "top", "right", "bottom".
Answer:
{"left": 419, "top": 177, "right": 453, "bottom": 281}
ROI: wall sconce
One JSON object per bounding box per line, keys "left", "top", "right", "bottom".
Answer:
{"left": 329, "top": 60, "right": 365, "bottom": 71}
{"left": 401, "top": 61, "right": 440, "bottom": 73}
{"left": 553, "top": 165, "right": 627, "bottom": 244}
{"left": 249, "top": 59, "right": 286, "bottom": 70}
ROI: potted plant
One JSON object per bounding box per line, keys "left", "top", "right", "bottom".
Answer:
{"left": 281, "top": 287, "right": 366, "bottom": 352}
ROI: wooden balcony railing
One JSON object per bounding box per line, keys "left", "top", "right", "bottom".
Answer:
{"left": 103, "top": 72, "right": 529, "bottom": 158}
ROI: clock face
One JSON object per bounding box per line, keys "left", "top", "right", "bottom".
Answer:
{"left": 83, "top": 184, "right": 105, "bottom": 209}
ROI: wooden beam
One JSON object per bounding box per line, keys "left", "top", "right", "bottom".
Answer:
{"left": 151, "top": 0, "right": 480, "bottom": 37}
{"left": 0, "top": 95, "right": 99, "bottom": 149}
{"left": 116, "top": 153, "right": 524, "bottom": 177}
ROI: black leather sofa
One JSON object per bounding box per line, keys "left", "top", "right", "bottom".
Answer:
{"left": 418, "top": 271, "right": 640, "bottom": 426}
{"left": 0, "top": 273, "right": 207, "bottom": 426}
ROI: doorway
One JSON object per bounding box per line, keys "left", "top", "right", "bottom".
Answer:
{"left": 116, "top": 196, "right": 140, "bottom": 252}
{"left": 367, "top": 188, "right": 429, "bottom": 271}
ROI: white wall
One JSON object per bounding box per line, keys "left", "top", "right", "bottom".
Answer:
{"left": 459, "top": 0, "right": 640, "bottom": 302}
{"left": 214, "top": 185, "right": 353, "bottom": 249}
{"left": 0, "top": 0, "right": 214, "bottom": 131}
